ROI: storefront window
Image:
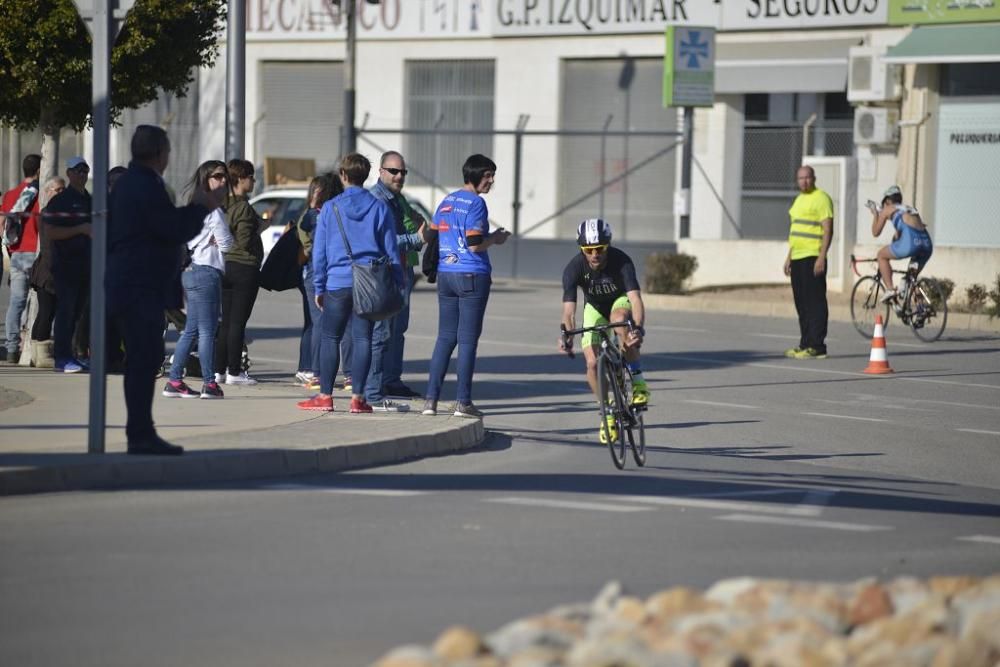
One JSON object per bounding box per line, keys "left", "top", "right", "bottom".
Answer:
{"left": 940, "top": 63, "right": 1000, "bottom": 97}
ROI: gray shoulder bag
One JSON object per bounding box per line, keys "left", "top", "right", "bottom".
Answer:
{"left": 332, "top": 204, "right": 403, "bottom": 321}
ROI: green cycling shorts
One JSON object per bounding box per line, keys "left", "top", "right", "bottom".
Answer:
{"left": 581, "top": 295, "right": 632, "bottom": 347}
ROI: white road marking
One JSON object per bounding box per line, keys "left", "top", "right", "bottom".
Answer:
{"left": 685, "top": 399, "right": 759, "bottom": 410}
{"left": 956, "top": 428, "right": 1000, "bottom": 436}
{"left": 957, "top": 535, "right": 1000, "bottom": 545}
{"left": 261, "top": 483, "right": 425, "bottom": 497}
{"left": 804, "top": 412, "right": 889, "bottom": 423}
{"left": 604, "top": 495, "right": 821, "bottom": 517}
{"left": 716, "top": 514, "right": 892, "bottom": 532}
{"left": 486, "top": 496, "right": 653, "bottom": 513}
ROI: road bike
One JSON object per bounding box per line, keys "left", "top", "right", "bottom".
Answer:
{"left": 561, "top": 321, "right": 645, "bottom": 470}
{"left": 849, "top": 254, "right": 948, "bottom": 342}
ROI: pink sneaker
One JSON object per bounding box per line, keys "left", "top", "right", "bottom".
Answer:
{"left": 298, "top": 395, "right": 333, "bottom": 412}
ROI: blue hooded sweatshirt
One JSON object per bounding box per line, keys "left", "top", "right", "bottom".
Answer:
{"left": 313, "top": 185, "right": 402, "bottom": 293}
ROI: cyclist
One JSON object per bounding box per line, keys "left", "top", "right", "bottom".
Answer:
{"left": 559, "top": 219, "right": 647, "bottom": 443}
{"left": 867, "top": 185, "right": 933, "bottom": 302}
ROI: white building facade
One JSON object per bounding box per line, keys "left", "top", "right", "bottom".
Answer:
{"left": 191, "top": 0, "right": 999, "bottom": 292}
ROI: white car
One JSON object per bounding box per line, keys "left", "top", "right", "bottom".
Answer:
{"left": 250, "top": 187, "right": 434, "bottom": 259}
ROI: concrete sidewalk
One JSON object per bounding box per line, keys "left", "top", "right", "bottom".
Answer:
{"left": 0, "top": 367, "right": 484, "bottom": 495}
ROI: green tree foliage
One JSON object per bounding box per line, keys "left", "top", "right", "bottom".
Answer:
{"left": 0, "top": 0, "right": 226, "bottom": 132}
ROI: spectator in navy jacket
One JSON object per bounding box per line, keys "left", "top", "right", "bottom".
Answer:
{"left": 297, "top": 153, "right": 401, "bottom": 414}
{"left": 107, "top": 125, "right": 214, "bottom": 456}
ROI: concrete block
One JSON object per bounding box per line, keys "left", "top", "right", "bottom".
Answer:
{"left": 284, "top": 449, "right": 321, "bottom": 476}
{"left": 318, "top": 446, "right": 349, "bottom": 472}
{"left": 111, "top": 458, "right": 164, "bottom": 488}
{"left": 0, "top": 467, "right": 65, "bottom": 495}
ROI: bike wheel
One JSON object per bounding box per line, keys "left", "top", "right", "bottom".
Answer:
{"left": 908, "top": 278, "right": 948, "bottom": 342}
{"left": 598, "top": 356, "right": 627, "bottom": 470}
{"left": 850, "top": 276, "right": 890, "bottom": 339}
{"left": 627, "top": 411, "right": 646, "bottom": 467}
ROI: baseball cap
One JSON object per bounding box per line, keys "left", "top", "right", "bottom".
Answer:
{"left": 66, "top": 156, "right": 89, "bottom": 171}
{"left": 882, "top": 185, "right": 902, "bottom": 199}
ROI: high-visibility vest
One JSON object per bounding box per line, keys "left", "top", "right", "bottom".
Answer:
{"left": 788, "top": 188, "right": 834, "bottom": 260}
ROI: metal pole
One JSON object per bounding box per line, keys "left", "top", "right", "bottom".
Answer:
{"left": 7, "top": 127, "right": 18, "bottom": 191}
{"left": 342, "top": 1, "right": 357, "bottom": 154}
{"left": 622, "top": 91, "right": 630, "bottom": 237}
{"left": 226, "top": 0, "right": 246, "bottom": 160}
{"left": 511, "top": 118, "right": 525, "bottom": 281}
{"left": 679, "top": 106, "right": 694, "bottom": 239}
{"left": 599, "top": 114, "right": 612, "bottom": 221}
{"left": 87, "top": 0, "right": 113, "bottom": 455}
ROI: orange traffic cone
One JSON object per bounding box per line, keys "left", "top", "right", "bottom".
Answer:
{"left": 863, "top": 315, "right": 894, "bottom": 374}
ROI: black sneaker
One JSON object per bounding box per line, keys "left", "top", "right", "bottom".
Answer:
{"left": 372, "top": 399, "right": 409, "bottom": 413}
{"left": 200, "top": 382, "right": 225, "bottom": 399}
{"left": 384, "top": 383, "right": 422, "bottom": 399}
{"left": 162, "top": 380, "right": 200, "bottom": 398}
{"left": 453, "top": 402, "right": 484, "bottom": 419}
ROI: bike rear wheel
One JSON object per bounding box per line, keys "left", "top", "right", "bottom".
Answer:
{"left": 908, "top": 278, "right": 948, "bottom": 342}
{"left": 850, "top": 276, "right": 890, "bottom": 339}
{"left": 598, "top": 355, "right": 627, "bottom": 470}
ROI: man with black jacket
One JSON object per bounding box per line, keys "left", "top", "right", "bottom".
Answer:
{"left": 107, "top": 125, "right": 213, "bottom": 456}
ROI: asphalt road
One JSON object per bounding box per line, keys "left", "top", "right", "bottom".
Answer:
{"left": 2, "top": 282, "right": 999, "bottom": 666}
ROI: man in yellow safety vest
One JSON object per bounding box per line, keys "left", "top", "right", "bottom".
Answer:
{"left": 783, "top": 165, "right": 833, "bottom": 360}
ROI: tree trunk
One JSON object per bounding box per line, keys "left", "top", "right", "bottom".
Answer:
{"left": 39, "top": 105, "right": 60, "bottom": 207}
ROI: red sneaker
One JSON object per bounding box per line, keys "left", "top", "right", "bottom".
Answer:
{"left": 349, "top": 397, "right": 373, "bottom": 414}
{"left": 297, "top": 394, "right": 333, "bottom": 412}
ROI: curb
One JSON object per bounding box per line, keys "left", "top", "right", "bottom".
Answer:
{"left": 0, "top": 419, "right": 486, "bottom": 496}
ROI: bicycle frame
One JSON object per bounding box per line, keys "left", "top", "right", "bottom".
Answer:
{"left": 849, "top": 254, "right": 948, "bottom": 342}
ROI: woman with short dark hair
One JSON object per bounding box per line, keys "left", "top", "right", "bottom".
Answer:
{"left": 422, "top": 154, "right": 510, "bottom": 419}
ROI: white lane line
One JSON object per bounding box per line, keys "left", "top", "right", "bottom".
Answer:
{"left": 749, "top": 333, "right": 803, "bottom": 340}
{"left": 716, "top": 514, "right": 892, "bottom": 532}
{"left": 486, "top": 496, "right": 653, "bottom": 513}
{"left": 957, "top": 535, "right": 1000, "bottom": 545}
{"left": 804, "top": 412, "right": 889, "bottom": 423}
{"left": 685, "top": 399, "right": 760, "bottom": 410}
{"left": 604, "top": 495, "right": 821, "bottom": 517}
{"left": 657, "top": 354, "right": 1000, "bottom": 390}
{"left": 261, "top": 484, "right": 425, "bottom": 497}
{"left": 956, "top": 428, "right": 1000, "bottom": 436}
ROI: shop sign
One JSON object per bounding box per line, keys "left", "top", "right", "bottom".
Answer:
{"left": 246, "top": 0, "right": 489, "bottom": 40}
{"left": 493, "top": 0, "right": 720, "bottom": 35}
{"left": 889, "top": 0, "right": 1000, "bottom": 25}
{"left": 722, "top": 0, "right": 888, "bottom": 30}
{"left": 663, "top": 26, "right": 715, "bottom": 107}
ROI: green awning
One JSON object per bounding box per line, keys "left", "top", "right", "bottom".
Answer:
{"left": 884, "top": 24, "right": 1000, "bottom": 64}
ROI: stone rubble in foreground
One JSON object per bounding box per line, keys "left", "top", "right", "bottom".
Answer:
{"left": 372, "top": 575, "right": 1000, "bottom": 667}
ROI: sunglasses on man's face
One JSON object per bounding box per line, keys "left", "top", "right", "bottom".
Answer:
{"left": 382, "top": 167, "right": 407, "bottom": 176}
{"left": 580, "top": 245, "right": 608, "bottom": 255}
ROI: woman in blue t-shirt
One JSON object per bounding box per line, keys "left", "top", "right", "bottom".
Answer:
{"left": 422, "top": 154, "right": 510, "bottom": 419}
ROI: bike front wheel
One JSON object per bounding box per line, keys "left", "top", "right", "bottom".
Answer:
{"left": 851, "top": 276, "right": 890, "bottom": 339}
{"left": 627, "top": 411, "right": 645, "bottom": 467}
{"left": 598, "top": 356, "right": 627, "bottom": 470}
{"left": 908, "top": 278, "right": 948, "bottom": 342}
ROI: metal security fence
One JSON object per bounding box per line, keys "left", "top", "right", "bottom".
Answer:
{"left": 741, "top": 122, "right": 854, "bottom": 240}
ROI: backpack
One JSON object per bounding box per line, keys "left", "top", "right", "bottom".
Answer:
{"left": 2, "top": 182, "right": 38, "bottom": 247}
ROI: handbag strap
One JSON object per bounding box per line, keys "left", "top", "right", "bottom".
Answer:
{"left": 331, "top": 204, "right": 354, "bottom": 261}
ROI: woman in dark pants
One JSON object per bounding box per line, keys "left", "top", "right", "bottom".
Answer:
{"left": 423, "top": 154, "right": 510, "bottom": 419}
{"left": 214, "top": 159, "right": 265, "bottom": 385}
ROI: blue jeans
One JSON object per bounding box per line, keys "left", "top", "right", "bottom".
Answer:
{"left": 364, "top": 318, "right": 391, "bottom": 403}
{"left": 383, "top": 266, "right": 414, "bottom": 387}
{"left": 426, "top": 271, "right": 491, "bottom": 404}
{"left": 302, "top": 265, "right": 322, "bottom": 374}
{"left": 318, "top": 288, "right": 374, "bottom": 396}
{"left": 170, "top": 264, "right": 222, "bottom": 385}
{"left": 5, "top": 251, "right": 36, "bottom": 355}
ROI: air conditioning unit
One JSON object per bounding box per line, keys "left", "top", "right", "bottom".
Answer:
{"left": 848, "top": 46, "right": 900, "bottom": 103}
{"left": 854, "top": 107, "right": 899, "bottom": 145}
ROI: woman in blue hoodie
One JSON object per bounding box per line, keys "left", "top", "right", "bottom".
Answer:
{"left": 297, "top": 153, "right": 402, "bottom": 414}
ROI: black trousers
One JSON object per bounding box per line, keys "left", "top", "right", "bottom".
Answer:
{"left": 112, "top": 297, "right": 166, "bottom": 442}
{"left": 31, "top": 288, "right": 57, "bottom": 341}
{"left": 53, "top": 273, "right": 88, "bottom": 361}
{"left": 790, "top": 256, "right": 828, "bottom": 354}
{"left": 215, "top": 261, "right": 260, "bottom": 375}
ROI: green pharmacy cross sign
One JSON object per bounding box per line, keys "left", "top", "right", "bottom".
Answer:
{"left": 663, "top": 26, "right": 716, "bottom": 108}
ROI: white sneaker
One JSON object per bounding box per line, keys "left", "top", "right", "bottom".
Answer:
{"left": 215, "top": 372, "right": 226, "bottom": 384}
{"left": 294, "top": 371, "right": 314, "bottom": 385}
{"left": 880, "top": 289, "right": 898, "bottom": 304}
{"left": 371, "top": 399, "right": 409, "bottom": 413}
{"left": 225, "top": 372, "right": 258, "bottom": 386}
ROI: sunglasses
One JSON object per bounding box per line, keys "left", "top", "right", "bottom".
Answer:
{"left": 208, "top": 172, "right": 228, "bottom": 181}
{"left": 580, "top": 244, "right": 608, "bottom": 255}
{"left": 382, "top": 167, "right": 408, "bottom": 176}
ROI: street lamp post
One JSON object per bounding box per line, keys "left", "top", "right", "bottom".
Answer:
{"left": 336, "top": 0, "right": 380, "bottom": 155}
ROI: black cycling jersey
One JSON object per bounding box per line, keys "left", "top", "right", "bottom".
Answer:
{"left": 562, "top": 247, "right": 640, "bottom": 319}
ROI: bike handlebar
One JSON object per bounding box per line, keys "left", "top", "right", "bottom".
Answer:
{"left": 561, "top": 321, "right": 638, "bottom": 360}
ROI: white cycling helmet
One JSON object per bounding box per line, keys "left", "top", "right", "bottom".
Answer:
{"left": 577, "top": 218, "right": 612, "bottom": 246}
